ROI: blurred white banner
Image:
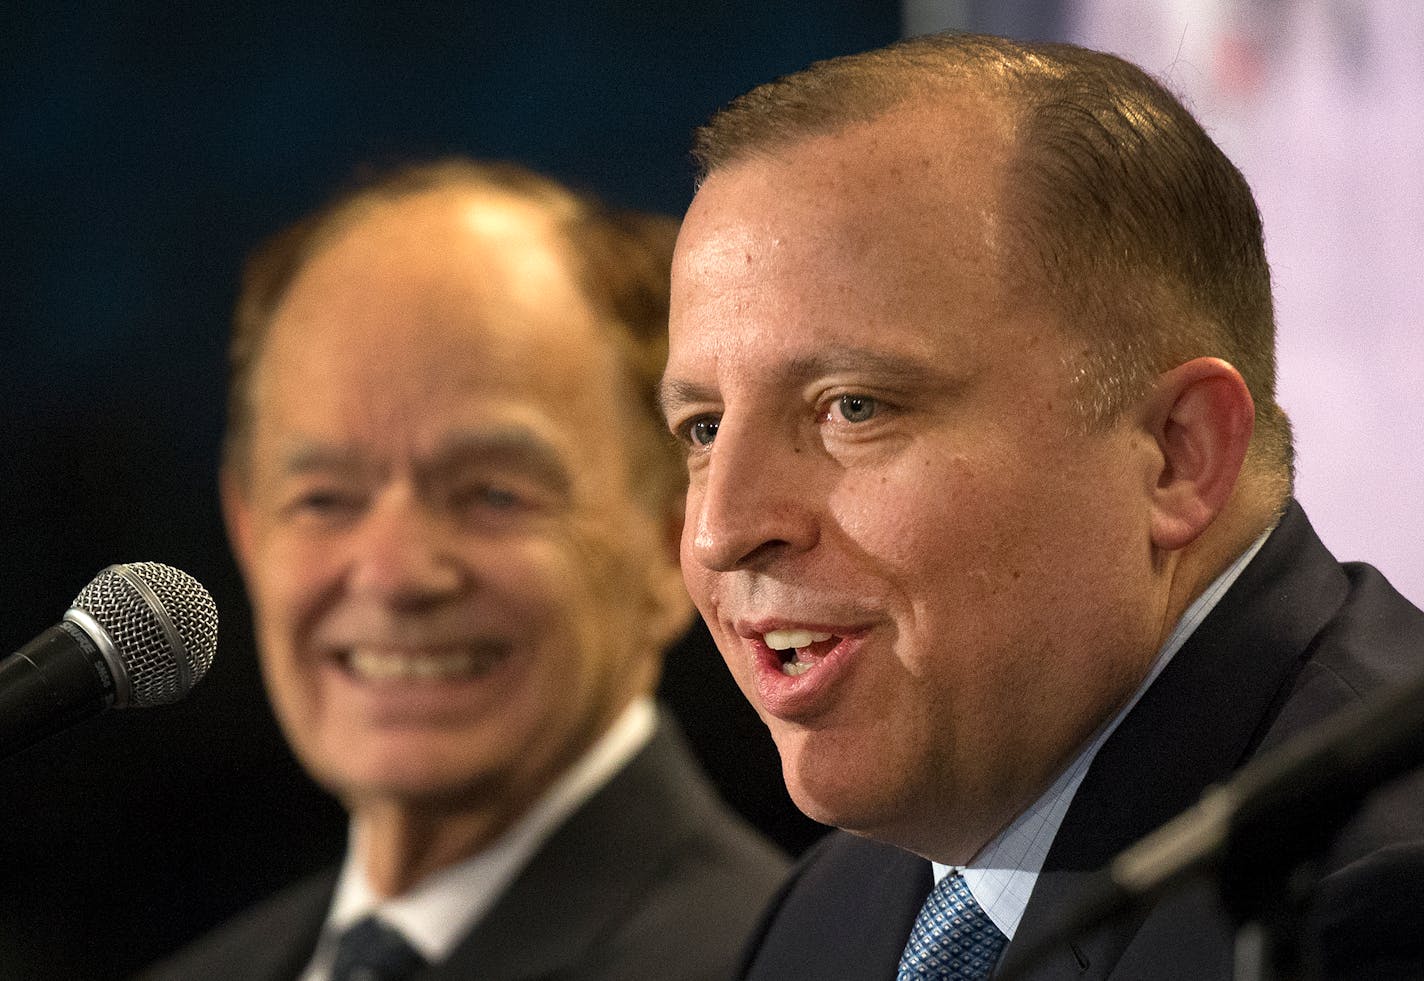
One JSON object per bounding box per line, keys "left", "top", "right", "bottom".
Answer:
{"left": 1065, "top": 0, "right": 1423, "bottom": 605}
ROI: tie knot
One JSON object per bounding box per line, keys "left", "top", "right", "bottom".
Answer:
{"left": 897, "top": 873, "right": 1008, "bottom": 980}
{"left": 330, "top": 915, "right": 426, "bottom": 981}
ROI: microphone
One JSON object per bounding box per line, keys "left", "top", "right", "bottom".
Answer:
{"left": 1, "top": 562, "right": 218, "bottom": 759}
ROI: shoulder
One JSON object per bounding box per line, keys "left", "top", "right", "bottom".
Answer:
{"left": 1288, "top": 562, "right": 1424, "bottom": 978}
{"left": 740, "top": 832, "right": 927, "bottom": 981}
{"left": 135, "top": 867, "right": 336, "bottom": 981}
{"left": 1210, "top": 508, "right": 1424, "bottom": 977}
{"left": 456, "top": 717, "right": 793, "bottom": 981}
{"left": 571, "top": 719, "right": 794, "bottom": 980}
{"left": 1313, "top": 770, "right": 1424, "bottom": 980}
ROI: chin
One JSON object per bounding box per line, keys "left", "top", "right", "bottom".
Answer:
{"left": 783, "top": 754, "right": 900, "bottom": 835}
{"left": 335, "top": 768, "right": 492, "bottom": 813}
{"left": 789, "top": 785, "right": 930, "bottom": 853}
{"left": 308, "top": 738, "right": 493, "bottom": 807}
{"left": 782, "top": 747, "right": 953, "bottom": 854}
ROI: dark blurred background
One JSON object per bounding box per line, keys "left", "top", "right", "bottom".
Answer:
{"left": 6, "top": 1, "right": 1420, "bottom": 977}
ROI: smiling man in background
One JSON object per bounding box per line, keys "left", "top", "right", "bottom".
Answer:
{"left": 144, "top": 159, "right": 786, "bottom": 981}
{"left": 662, "top": 32, "right": 1424, "bottom": 980}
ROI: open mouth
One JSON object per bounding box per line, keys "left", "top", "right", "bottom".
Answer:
{"left": 338, "top": 643, "right": 512, "bottom": 682}
{"left": 763, "top": 628, "right": 842, "bottom": 677}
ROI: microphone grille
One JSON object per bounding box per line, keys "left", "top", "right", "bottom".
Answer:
{"left": 70, "top": 562, "right": 219, "bottom": 707}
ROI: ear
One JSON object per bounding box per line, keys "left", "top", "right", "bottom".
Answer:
{"left": 220, "top": 467, "right": 257, "bottom": 581}
{"left": 646, "top": 501, "right": 695, "bottom": 651}
{"left": 1142, "top": 357, "right": 1255, "bottom": 552}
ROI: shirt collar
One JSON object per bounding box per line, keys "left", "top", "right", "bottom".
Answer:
{"left": 308, "top": 697, "right": 656, "bottom": 972}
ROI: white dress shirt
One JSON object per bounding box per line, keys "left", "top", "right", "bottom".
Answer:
{"left": 298, "top": 697, "right": 657, "bottom": 980}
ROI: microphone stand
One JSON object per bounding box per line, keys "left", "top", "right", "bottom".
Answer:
{"left": 1227, "top": 855, "right": 1325, "bottom": 981}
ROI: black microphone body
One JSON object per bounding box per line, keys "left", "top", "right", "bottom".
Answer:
{"left": 0, "top": 621, "right": 124, "bottom": 758}
{"left": 0, "top": 563, "right": 218, "bottom": 760}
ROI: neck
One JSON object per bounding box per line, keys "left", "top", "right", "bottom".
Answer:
{"left": 352, "top": 796, "right": 531, "bottom": 898}
{"left": 346, "top": 694, "right": 656, "bottom": 898}
{"left": 1155, "top": 483, "right": 1281, "bottom": 649}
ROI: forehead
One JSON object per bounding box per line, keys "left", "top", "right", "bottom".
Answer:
{"left": 694, "top": 97, "right": 1013, "bottom": 239}
{"left": 670, "top": 99, "right": 1028, "bottom": 361}
{"left": 276, "top": 189, "right": 592, "bottom": 347}
{"left": 250, "top": 191, "right": 625, "bottom": 453}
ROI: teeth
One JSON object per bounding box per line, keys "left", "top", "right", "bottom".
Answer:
{"left": 781, "top": 660, "right": 813, "bottom": 677}
{"left": 348, "top": 648, "right": 494, "bottom": 682}
{"left": 763, "top": 629, "right": 833, "bottom": 651}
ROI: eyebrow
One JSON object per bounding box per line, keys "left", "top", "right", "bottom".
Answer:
{"left": 659, "top": 344, "right": 957, "bottom": 418}
{"left": 277, "top": 444, "right": 369, "bottom": 479}
{"left": 776, "top": 347, "right": 949, "bottom": 388}
{"left": 428, "top": 427, "right": 574, "bottom": 499}
{"left": 276, "top": 426, "right": 574, "bottom": 499}
{"left": 657, "top": 377, "right": 718, "bottom": 419}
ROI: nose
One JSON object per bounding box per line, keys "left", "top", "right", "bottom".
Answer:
{"left": 687, "top": 418, "right": 821, "bottom": 572}
{"left": 347, "top": 485, "right": 463, "bottom": 608}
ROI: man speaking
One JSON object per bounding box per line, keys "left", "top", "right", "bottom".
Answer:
{"left": 660, "top": 32, "right": 1424, "bottom": 980}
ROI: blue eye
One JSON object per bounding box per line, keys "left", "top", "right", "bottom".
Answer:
{"left": 688, "top": 417, "right": 720, "bottom": 447}
{"left": 836, "top": 394, "right": 877, "bottom": 423}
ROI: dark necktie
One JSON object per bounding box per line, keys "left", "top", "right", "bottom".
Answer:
{"left": 329, "top": 915, "right": 427, "bottom": 981}
{"left": 897, "top": 872, "right": 1009, "bottom": 980}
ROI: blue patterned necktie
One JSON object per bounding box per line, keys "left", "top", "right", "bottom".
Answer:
{"left": 897, "top": 872, "right": 1009, "bottom": 980}
{"left": 330, "top": 915, "right": 426, "bottom": 981}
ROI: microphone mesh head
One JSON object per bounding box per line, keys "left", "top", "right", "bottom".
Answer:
{"left": 70, "top": 562, "right": 219, "bottom": 707}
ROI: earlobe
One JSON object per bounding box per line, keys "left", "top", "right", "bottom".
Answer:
{"left": 220, "top": 468, "right": 256, "bottom": 578}
{"left": 648, "top": 505, "right": 695, "bottom": 649}
{"left": 648, "top": 561, "right": 696, "bottom": 652}
{"left": 1145, "top": 357, "right": 1255, "bottom": 552}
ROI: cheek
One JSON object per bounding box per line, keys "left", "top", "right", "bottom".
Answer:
{"left": 504, "top": 530, "right": 626, "bottom": 661}
{"left": 569, "top": 524, "right": 663, "bottom": 663}
{"left": 826, "top": 451, "right": 1099, "bottom": 651}
{"left": 248, "top": 533, "right": 341, "bottom": 643}
{"left": 457, "top": 538, "right": 578, "bottom": 671}
{"left": 827, "top": 453, "right": 993, "bottom": 587}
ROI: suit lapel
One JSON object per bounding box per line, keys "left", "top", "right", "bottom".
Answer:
{"left": 428, "top": 721, "right": 714, "bottom": 980}
{"left": 1001, "top": 503, "right": 1348, "bottom": 980}
{"left": 744, "top": 833, "right": 930, "bottom": 981}
{"left": 248, "top": 869, "right": 339, "bottom": 981}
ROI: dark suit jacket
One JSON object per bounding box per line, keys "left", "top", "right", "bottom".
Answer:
{"left": 142, "top": 719, "right": 789, "bottom": 981}
{"left": 740, "top": 503, "right": 1424, "bottom": 980}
